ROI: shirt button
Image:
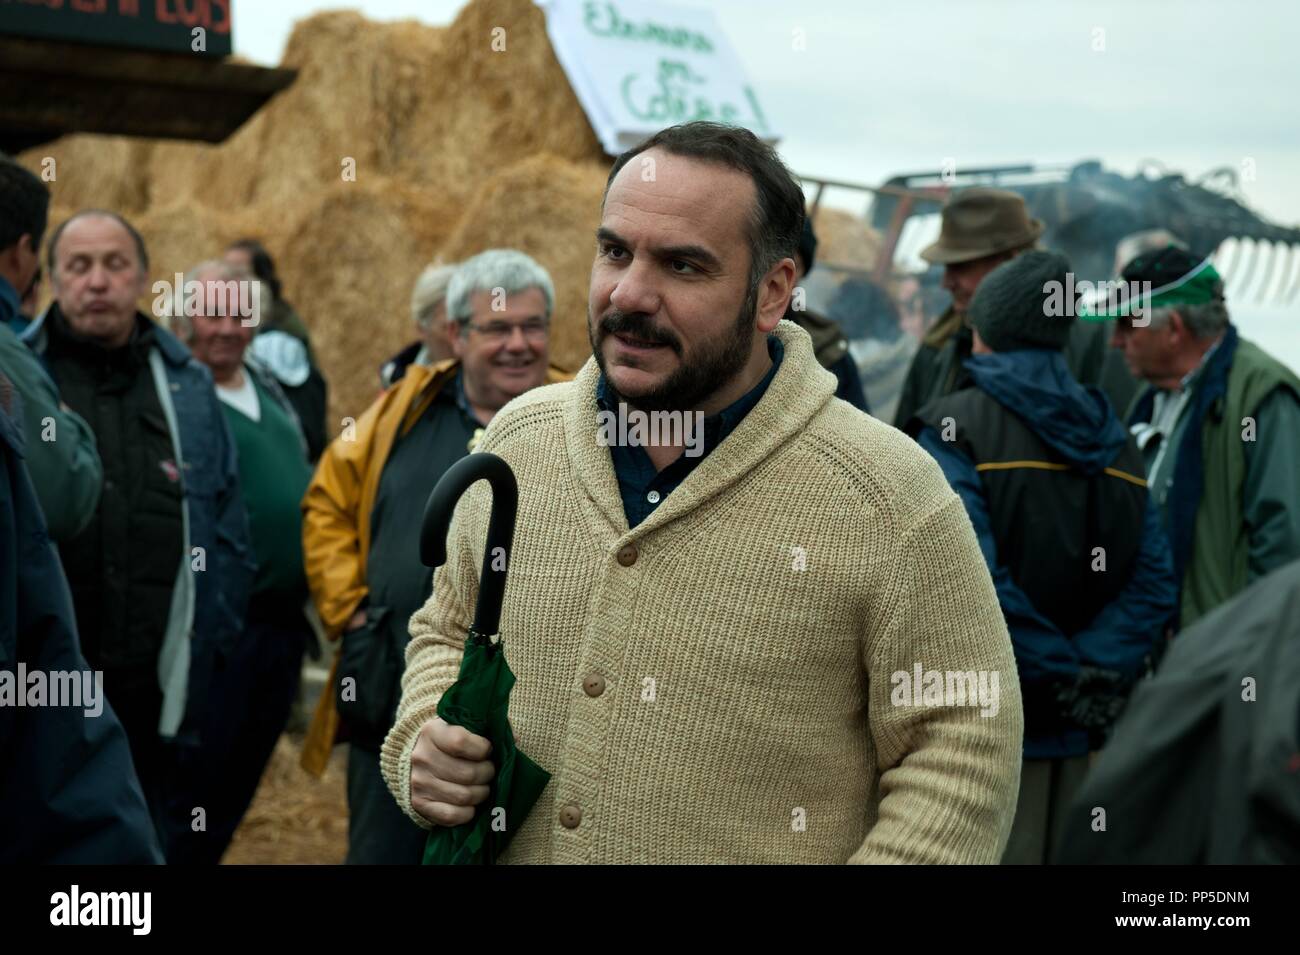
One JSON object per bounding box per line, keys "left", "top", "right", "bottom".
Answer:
{"left": 583, "top": 674, "right": 606, "bottom": 698}
{"left": 559, "top": 804, "right": 582, "bottom": 829}
{"left": 616, "top": 544, "right": 638, "bottom": 566}
{"left": 646, "top": 490, "right": 661, "bottom": 505}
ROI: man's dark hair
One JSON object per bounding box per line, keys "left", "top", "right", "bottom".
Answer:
{"left": 0, "top": 153, "right": 51, "bottom": 253}
{"left": 46, "top": 209, "right": 150, "bottom": 274}
{"left": 604, "top": 122, "right": 806, "bottom": 297}
{"left": 228, "top": 238, "right": 283, "bottom": 301}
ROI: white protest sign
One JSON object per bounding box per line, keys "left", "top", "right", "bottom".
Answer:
{"left": 538, "top": 0, "right": 781, "bottom": 155}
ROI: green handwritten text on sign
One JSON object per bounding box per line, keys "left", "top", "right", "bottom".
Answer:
{"left": 585, "top": 0, "right": 714, "bottom": 54}
{"left": 621, "top": 60, "right": 768, "bottom": 132}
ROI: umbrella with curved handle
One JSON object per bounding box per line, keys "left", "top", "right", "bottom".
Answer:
{"left": 418, "top": 452, "right": 551, "bottom": 864}
{"left": 421, "top": 451, "right": 518, "bottom": 637}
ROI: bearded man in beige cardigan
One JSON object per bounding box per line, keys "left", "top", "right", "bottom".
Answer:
{"left": 381, "top": 121, "right": 1024, "bottom": 864}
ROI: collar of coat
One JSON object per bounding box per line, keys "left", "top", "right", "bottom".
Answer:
{"left": 921, "top": 305, "right": 964, "bottom": 350}
{"left": 25, "top": 305, "right": 197, "bottom": 370}
{"left": 555, "top": 319, "right": 837, "bottom": 538}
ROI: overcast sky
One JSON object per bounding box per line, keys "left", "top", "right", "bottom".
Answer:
{"left": 233, "top": 0, "right": 1300, "bottom": 225}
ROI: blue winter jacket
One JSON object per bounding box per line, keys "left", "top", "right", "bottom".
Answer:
{"left": 916, "top": 349, "right": 1177, "bottom": 758}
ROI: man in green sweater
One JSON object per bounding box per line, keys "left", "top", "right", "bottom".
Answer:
{"left": 382, "top": 122, "right": 1023, "bottom": 864}
{"left": 171, "top": 259, "right": 315, "bottom": 863}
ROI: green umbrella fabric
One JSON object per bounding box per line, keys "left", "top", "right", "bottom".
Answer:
{"left": 422, "top": 629, "right": 551, "bottom": 865}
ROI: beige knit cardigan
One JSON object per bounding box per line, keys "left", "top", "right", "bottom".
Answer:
{"left": 382, "top": 320, "right": 1023, "bottom": 863}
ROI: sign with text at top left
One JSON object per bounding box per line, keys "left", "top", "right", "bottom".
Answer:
{"left": 0, "top": 0, "right": 232, "bottom": 57}
{"left": 537, "top": 0, "right": 781, "bottom": 156}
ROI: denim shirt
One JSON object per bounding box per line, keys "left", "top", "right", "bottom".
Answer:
{"left": 596, "top": 335, "right": 784, "bottom": 528}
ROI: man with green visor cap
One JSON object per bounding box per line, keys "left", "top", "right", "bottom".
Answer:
{"left": 1100, "top": 245, "right": 1300, "bottom": 629}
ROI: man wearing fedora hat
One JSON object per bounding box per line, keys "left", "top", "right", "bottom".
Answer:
{"left": 893, "top": 188, "right": 1044, "bottom": 428}
{"left": 894, "top": 187, "right": 1137, "bottom": 428}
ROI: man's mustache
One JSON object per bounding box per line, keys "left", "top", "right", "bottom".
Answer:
{"left": 598, "top": 311, "right": 682, "bottom": 355}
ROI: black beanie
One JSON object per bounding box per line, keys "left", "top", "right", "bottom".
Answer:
{"left": 967, "top": 250, "right": 1075, "bottom": 352}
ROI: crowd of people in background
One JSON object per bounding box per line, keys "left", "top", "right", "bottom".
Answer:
{"left": 2, "top": 117, "right": 1298, "bottom": 864}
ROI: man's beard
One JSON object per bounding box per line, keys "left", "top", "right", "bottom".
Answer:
{"left": 589, "top": 286, "right": 758, "bottom": 413}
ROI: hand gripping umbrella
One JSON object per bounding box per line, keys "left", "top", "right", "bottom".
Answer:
{"left": 418, "top": 452, "right": 551, "bottom": 864}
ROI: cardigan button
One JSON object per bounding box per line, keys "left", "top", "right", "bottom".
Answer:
{"left": 559, "top": 804, "right": 583, "bottom": 829}
{"left": 583, "top": 673, "right": 606, "bottom": 698}
{"left": 616, "top": 544, "right": 638, "bottom": 567}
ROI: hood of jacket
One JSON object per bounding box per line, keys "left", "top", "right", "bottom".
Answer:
{"left": 964, "top": 348, "right": 1128, "bottom": 474}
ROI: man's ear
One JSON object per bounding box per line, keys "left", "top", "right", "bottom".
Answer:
{"left": 446, "top": 318, "right": 464, "bottom": 358}
{"left": 757, "top": 256, "right": 797, "bottom": 333}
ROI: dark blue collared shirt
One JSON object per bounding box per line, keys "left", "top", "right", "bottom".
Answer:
{"left": 597, "top": 334, "right": 784, "bottom": 528}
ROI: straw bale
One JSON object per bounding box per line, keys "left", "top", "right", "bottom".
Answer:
{"left": 272, "top": 177, "right": 450, "bottom": 423}
{"left": 812, "top": 207, "right": 883, "bottom": 272}
{"left": 19, "top": 0, "right": 615, "bottom": 424}
{"left": 21, "top": 135, "right": 153, "bottom": 217}
{"left": 392, "top": 0, "right": 606, "bottom": 196}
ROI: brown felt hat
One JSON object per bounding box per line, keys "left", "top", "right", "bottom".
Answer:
{"left": 920, "top": 187, "right": 1045, "bottom": 265}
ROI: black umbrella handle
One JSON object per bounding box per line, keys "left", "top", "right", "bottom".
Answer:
{"left": 420, "top": 452, "right": 518, "bottom": 638}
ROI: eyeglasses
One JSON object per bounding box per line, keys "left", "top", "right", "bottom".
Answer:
{"left": 464, "top": 318, "right": 549, "bottom": 343}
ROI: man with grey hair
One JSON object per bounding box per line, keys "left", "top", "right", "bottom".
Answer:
{"left": 1108, "top": 245, "right": 1300, "bottom": 629}
{"left": 444, "top": 248, "right": 555, "bottom": 422}
{"left": 379, "top": 262, "right": 459, "bottom": 388}
{"left": 301, "top": 247, "right": 564, "bottom": 863}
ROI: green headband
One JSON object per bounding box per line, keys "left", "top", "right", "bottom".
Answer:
{"left": 1079, "top": 257, "right": 1222, "bottom": 320}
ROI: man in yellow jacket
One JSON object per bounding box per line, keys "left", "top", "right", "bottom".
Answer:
{"left": 301, "top": 249, "right": 568, "bottom": 864}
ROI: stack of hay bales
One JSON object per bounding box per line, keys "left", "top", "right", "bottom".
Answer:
{"left": 21, "top": 0, "right": 885, "bottom": 425}
{"left": 811, "top": 207, "right": 883, "bottom": 275}
{"left": 23, "top": 0, "right": 608, "bottom": 424}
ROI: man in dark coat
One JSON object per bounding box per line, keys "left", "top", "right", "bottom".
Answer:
{"left": 26, "top": 210, "right": 254, "bottom": 860}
